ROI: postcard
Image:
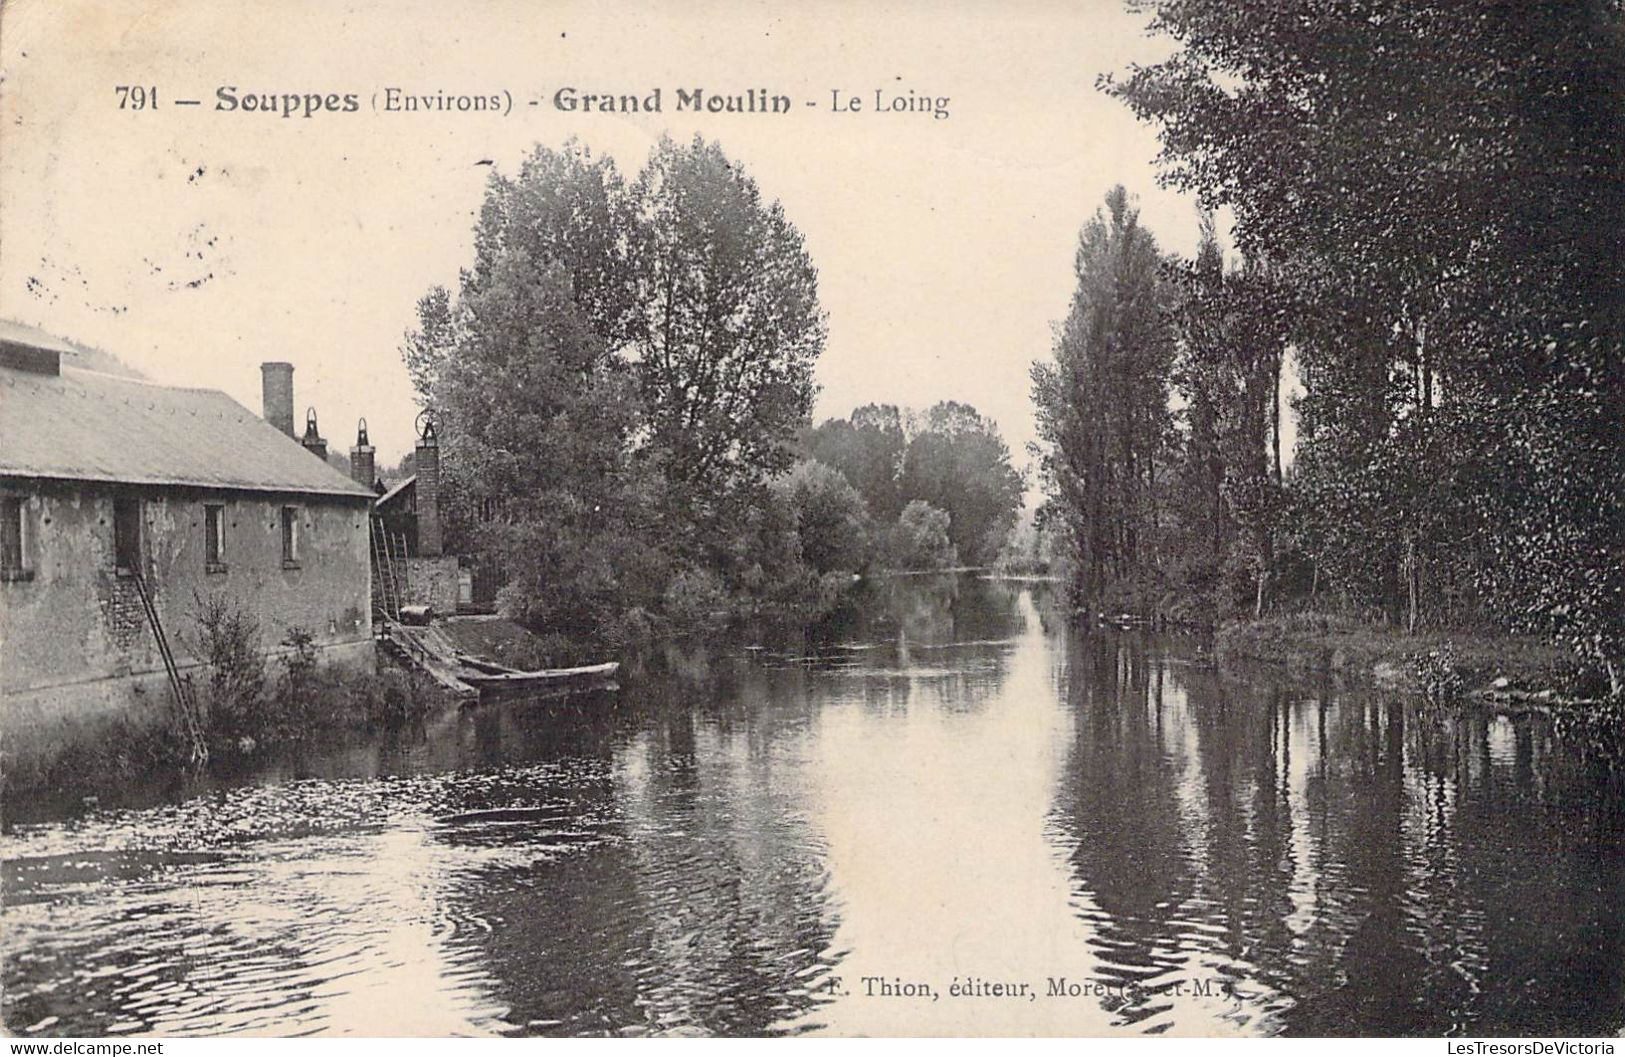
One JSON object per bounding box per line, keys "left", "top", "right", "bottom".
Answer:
{"left": 2, "top": 0, "right": 1622, "bottom": 1042}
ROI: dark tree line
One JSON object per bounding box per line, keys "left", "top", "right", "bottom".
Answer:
{"left": 801, "top": 401, "right": 1025, "bottom": 569}
{"left": 1034, "top": 1, "right": 1624, "bottom": 693}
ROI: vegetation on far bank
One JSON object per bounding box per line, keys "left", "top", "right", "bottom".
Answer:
{"left": 1214, "top": 612, "right": 1609, "bottom": 702}
{"left": 401, "top": 136, "right": 1023, "bottom": 660}
{"left": 1028, "top": 1, "right": 1624, "bottom": 701}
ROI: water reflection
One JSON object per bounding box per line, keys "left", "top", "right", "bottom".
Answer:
{"left": 3, "top": 575, "right": 1621, "bottom": 1037}
{"left": 1049, "top": 633, "right": 1625, "bottom": 1037}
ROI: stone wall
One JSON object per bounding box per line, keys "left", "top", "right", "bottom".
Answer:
{"left": 402, "top": 555, "right": 460, "bottom": 616}
{"left": 0, "top": 480, "right": 374, "bottom": 766}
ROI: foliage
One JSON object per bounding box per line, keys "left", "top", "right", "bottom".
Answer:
{"left": 1031, "top": 186, "right": 1176, "bottom": 606}
{"left": 430, "top": 251, "right": 652, "bottom": 643}
{"left": 802, "top": 404, "right": 907, "bottom": 521}
{"left": 805, "top": 400, "right": 1024, "bottom": 568}
{"left": 661, "top": 567, "right": 732, "bottom": 638}
{"left": 633, "top": 135, "right": 827, "bottom": 533}
{"left": 1068, "top": 0, "right": 1625, "bottom": 693}
{"left": 775, "top": 459, "right": 874, "bottom": 575}
{"left": 899, "top": 402, "right": 1026, "bottom": 566}
{"left": 403, "top": 136, "right": 835, "bottom": 652}
{"left": 400, "top": 286, "right": 456, "bottom": 405}
{"left": 994, "top": 512, "right": 1054, "bottom": 577}
{"left": 186, "top": 590, "right": 266, "bottom": 743}
{"left": 184, "top": 594, "right": 437, "bottom": 757}
{"left": 885, "top": 500, "right": 958, "bottom": 571}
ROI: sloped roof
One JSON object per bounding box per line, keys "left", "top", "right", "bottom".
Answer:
{"left": 0, "top": 319, "right": 78, "bottom": 357}
{"left": 0, "top": 351, "right": 375, "bottom": 501}
{"left": 0, "top": 319, "right": 147, "bottom": 378}
{"left": 376, "top": 474, "right": 415, "bottom": 511}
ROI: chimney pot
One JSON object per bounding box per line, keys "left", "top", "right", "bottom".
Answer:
{"left": 300, "top": 406, "right": 328, "bottom": 462}
{"left": 349, "top": 416, "right": 377, "bottom": 491}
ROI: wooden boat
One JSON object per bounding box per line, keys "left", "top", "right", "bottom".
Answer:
{"left": 383, "top": 622, "right": 619, "bottom": 701}
{"left": 457, "top": 659, "right": 620, "bottom": 694}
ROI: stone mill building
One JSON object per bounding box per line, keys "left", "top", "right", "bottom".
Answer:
{"left": 0, "top": 321, "right": 375, "bottom": 768}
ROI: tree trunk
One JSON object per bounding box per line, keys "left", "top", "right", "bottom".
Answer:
{"left": 1271, "top": 357, "right": 1283, "bottom": 484}
{"left": 1147, "top": 446, "right": 1158, "bottom": 569}
{"left": 1404, "top": 534, "right": 1420, "bottom": 634}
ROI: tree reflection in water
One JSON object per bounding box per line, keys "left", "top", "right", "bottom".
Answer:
{"left": 1049, "top": 629, "right": 1625, "bottom": 1036}
{"left": 2, "top": 574, "right": 1620, "bottom": 1038}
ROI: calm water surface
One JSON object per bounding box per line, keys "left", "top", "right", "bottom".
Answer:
{"left": 4, "top": 575, "right": 1622, "bottom": 1037}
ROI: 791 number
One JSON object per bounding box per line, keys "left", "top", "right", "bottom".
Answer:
{"left": 115, "top": 86, "right": 158, "bottom": 110}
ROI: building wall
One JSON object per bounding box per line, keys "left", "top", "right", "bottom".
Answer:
{"left": 0, "top": 480, "right": 373, "bottom": 763}
{"left": 402, "top": 555, "right": 460, "bottom": 615}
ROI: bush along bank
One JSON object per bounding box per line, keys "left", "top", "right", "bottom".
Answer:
{"left": 3, "top": 598, "right": 453, "bottom": 804}
{"left": 2, "top": 654, "right": 446, "bottom": 806}
{"left": 1213, "top": 611, "right": 1618, "bottom": 709}
{"left": 199, "top": 627, "right": 446, "bottom": 759}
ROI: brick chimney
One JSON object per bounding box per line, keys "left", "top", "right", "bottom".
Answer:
{"left": 350, "top": 418, "right": 377, "bottom": 491}
{"left": 261, "top": 362, "right": 295, "bottom": 437}
{"left": 300, "top": 407, "right": 328, "bottom": 461}
{"left": 416, "top": 421, "right": 442, "bottom": 557}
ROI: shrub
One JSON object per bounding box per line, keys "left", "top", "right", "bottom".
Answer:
{"left": 663, "top": 567, "right": 731, "bottom": 637}
{"left": 1415, "top": 642, "right": 1466, "bottom": 704}
{"left": 186, "top": 590, "right": 266, "bottom": 742}
{"left": 884, "top": 500, "right": 957, "bottom": 570}
{"left": 264, "top": 626, "right": 321, "bottom": 740}
{"left": 775, "top": 460, "right": 874, "bottom": 574}
{"left": 344, "top": 666, "right": 438, "bottom": 727}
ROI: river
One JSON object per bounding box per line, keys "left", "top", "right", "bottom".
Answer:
{"left": 3, "top": 574, "right": 1621, "bottom": 1037}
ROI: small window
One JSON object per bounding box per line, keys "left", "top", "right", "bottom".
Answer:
{"left": 281, "top": 506, "right": 300, "bottom": 567}
{"left": 1, "top": 496, "right": 26, "bottom": 580}
{"left": 205, "top": 504, "right": 226, "bottom": 571}
{"left": 114, "top": 496, "right": 142, "bottom": 574}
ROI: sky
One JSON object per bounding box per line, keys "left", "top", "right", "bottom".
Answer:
{"left": 0, "top": 0, "right": 1209, "bottom": 475}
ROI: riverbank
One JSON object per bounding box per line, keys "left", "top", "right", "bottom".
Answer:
{"left": 2, "top": 653, "right": 451, "bottom": 804}
{"left": 1213, "top": 611, "right": 1613, "bottom": 706}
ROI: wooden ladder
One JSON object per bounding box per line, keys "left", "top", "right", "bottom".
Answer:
{"left": 370, "top": 519, "right": 404, "bottom": 622}
{"left": 387, "top": 530, "right": 410, "bottom": 607}
{"left": 129, "top": 569, "right": 208, "bottom": 765}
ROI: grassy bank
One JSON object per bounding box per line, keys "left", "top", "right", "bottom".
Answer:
{"left": 1213, "top": 611, "right": 1611, "bottom": 705}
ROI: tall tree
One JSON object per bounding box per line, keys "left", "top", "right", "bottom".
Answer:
{"left": 424, "top": 257, "right": 658, "bottom": 646}
{"left": 802, "top": 403, "right": 907, "bottom": 521}
{"left": 467, "top": 141, "right": 641, "bottom": 349}
{"left": 403, "top": 136, "right": 843, "bottom": 643}
{"left": 633, "top": 135, "right": 827, "bottom": 531}
{"left": 1165, "top": 216, "right": 1229, "bottom": 601}
{"left": 1032, "top": 186, "right": 1175, "bottom": 603}
{"left": 401, "top": 141, "right": 635, "bottom": 405}
{"left": 1108, "top": 0, "right": 1625, "bottom": 681}
{"left": 401, "top": 285, "right": 455, "bottom": 405}
{"left": 898, "top": 401, "right": 1025, "bottom": 566}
